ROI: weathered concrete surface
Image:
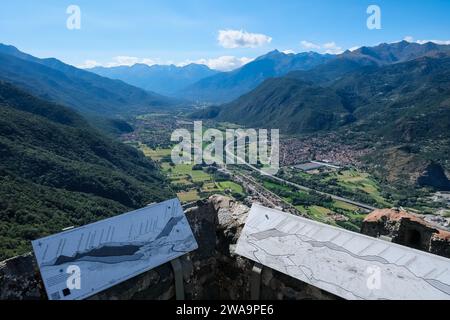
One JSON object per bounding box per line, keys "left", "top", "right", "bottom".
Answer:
{"left": 0, "top": 196, "right": 337, "bottom": 300}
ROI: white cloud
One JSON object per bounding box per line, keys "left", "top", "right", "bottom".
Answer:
{"left": 218, "top": 29, "right": 272, "bottom": 49}
{"left": 78, "top": 56, "right": 157, "bottom": 69}
{"left": 282, "top": 49, "right": 296, "bottom": 54}
{"left": 78, "top": 53, "right": 254, "bottom": 72}
{"left": 322, "top": 42, "right": 343, "bottom": 54}
{"left": 178, "top": 56, "right": 253, "bottom": 71}
{"left": 109, "top": 56, "right": 140, "bottom": 66}
{"left": 300, "top": 40, "right": 344, "bottom": 54}
{"left": 349, "top": 46, "right": 361, "bottom": 52}
{"left": 77, "top": 59, "right": 102, "bottom": 69}
{"left": 300, "top": 41, "right": 321, "bottom": 50}
{"left": 404, "top": 36, "right": 450, "bottom": 45}
{"left": 418, "top": 39, "right": 450, "bottom": 45}
{"left": 105, "top": 56, "right": 158, "bottom": 67}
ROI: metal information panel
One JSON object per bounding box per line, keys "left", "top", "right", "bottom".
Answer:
{"left": 236, "top": 204, "right": 450, "bottom": 300}
{"left": 32, "top": 198, "right": 198, "bottom": 300}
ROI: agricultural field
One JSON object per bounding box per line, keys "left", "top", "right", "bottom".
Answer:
{"left": 263, "top": 180, "right": 292, "bottom": 193}
{"left": 260, "top": 177, "right": 366, "bottom": 231}
{"left": 307, "top": 206, "right": 333, "bottom": 221}
{"left": 202, "top": 182, "right": 220, "bottom": 192}
{"left": 138, "top": 144, "right": 172, "bottom": 161}
{"left": 332, "top": 200, "right": 359, "bottom": 211}
{"left": 217, "top": 181, "right": 245, "bottom": 195}
{"left": 177, "top": 190, "right": 200, "bottom": 203}
{"left": 136, "top": 113, "right": 170, "bottom": 120}
{"left": 140, "top": 145, "right": 246, "bottom": 203}
{"left": 281, "top": 167, "right": 392, "bottom": 208}
{"left": 165, "top": 164, "right": 212, "bottom": 183}
{"left": 327, "top": 170, "right": 390, "bottom": 206}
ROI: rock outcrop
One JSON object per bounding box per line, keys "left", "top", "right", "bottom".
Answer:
{"left": 0, "top": 196, "right": 337, "bottom": 300}
{"left": 417, "top": 163, "right": 450, "bottom": 191}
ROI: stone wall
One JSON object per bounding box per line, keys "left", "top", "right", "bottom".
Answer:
{"left": 0, "top": 196, "right": 337, "bottom": 300}
{"left": 361, "top": 208, "right": 450, "bottom": 258}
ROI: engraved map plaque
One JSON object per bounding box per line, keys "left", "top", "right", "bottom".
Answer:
{"left": 32, "top": 198, "right": 198, "bottom": 300}
{"left": 236, "top": 204, "right": 450, "bottom": 300}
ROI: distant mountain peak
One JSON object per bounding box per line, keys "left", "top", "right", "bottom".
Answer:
{"left": 89, "top": 61, "right": 219, "bottom": 95}
{"left": 344, "top": 40, "right": 450, "bottom": 66}
{"left": 178, "top": 49, "right": 334, "bottom": 103}
{"left": 181, "top": 63, "right": 212, "bottom": 70}
{"left": 267, "top": 49, "right": 281, "bottom": 54}
{"left": 0, "top": 43, "right": 21, "bottom": 53}
{"left": 255, "top": 49, "right": 284, "bottom": 60}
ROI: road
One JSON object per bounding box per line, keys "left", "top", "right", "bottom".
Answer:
{"left": 224, "top": 135, "right": 377, "bottom": 212}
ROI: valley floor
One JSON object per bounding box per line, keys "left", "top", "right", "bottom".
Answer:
{"left": 122, "top": 112, "right": 450, "bottom": 231}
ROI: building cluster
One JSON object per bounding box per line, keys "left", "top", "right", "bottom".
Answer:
{"left": 280, "top": 135, "right": 371, "bottom": 168}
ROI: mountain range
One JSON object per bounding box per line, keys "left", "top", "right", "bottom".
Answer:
{"left": 90, "top": 63, "right": 219, "bottom": 96}
{"left": 192, "top": 41, "right": 450, "bottom": 189}
{"left": 0, "top": 44, "right": 176, "bottom": 118}
{"left": 87, "top": 50, "right": 334, "bottom": 103}
{"left": 207, "top": 44, "right": 450, "bottom": 134}
{"left": 177, "top": 50, "right": 333, "bottom": 103}
{"left": 287, "top": 40, "right": 450, "bottom": 84}
{"left": 89, "top": 41, "right": 450, "bottom": 105}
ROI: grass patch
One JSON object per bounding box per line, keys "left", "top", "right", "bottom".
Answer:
{"left": 332, "top": 200, "right": 359, "bottom": 211}
{"left": 294, "top": 205, "right": 308, "bottom": 215}
{"left": 309, "top": 205, "right": 332, "bottom": 217}
{"left": 304, "top": 206, "right": 333, "bottom": 224}
{"left": 202, "top": 182, "right": 220, "bottom": 192}
{"left": 142, "top": 147, "right": 214, "bottom": 188}
{"left": 136, "top": 113, "right": 169, "bottom": 120}
{"left": 442, "top": 210, "right": 450, "bottom": 218}
{"left": 330, "top": 170, "right": 390, "bottom": 206}
{"left": 263, "top": 180, "right": 292, "bottom": 193}
{"left": 296, "top": 171, "right": 313, "bottom": 180}
{"left": 172, "top": 178, "right": 192, "bottom": 186}
{"left": 162, "top": 164, "right": 212, "bottom": 183}
{"left": 139, "top": 144, "right": 172, "bottom": 161}
{"left": 177, "top": 190, "right": 200, "bottom": 203}
{"left": 218, "top": 181, "right": 244, "bottom": 195}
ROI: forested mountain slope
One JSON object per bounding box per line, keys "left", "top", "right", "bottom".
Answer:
{"left": 0, "top": 81, "right": 173, "bottom": 259}
{"left": 0, "top": 44, "right": 175, "bottom": 116}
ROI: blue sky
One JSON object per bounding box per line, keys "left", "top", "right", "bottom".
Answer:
{"left": 1, "top": 0, "right": 449, "bottom": 70}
